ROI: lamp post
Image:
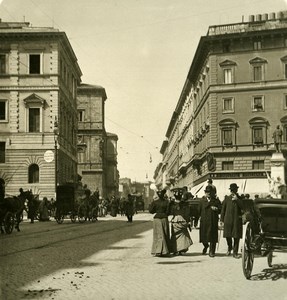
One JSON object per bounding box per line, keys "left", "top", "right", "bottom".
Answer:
{"left": 54, "top": 118, "right": 59, "bottom": 198}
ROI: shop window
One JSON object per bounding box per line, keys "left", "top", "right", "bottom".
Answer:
{"left": 28, "top": 164, "right": 39, "bottom": 183}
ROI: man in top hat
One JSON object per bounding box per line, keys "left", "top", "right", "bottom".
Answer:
{"left": 198, "top": 185, "right": 221, "bottom": 257}
{"left": 220, "top": 183, "right": 244, "bottom": 259}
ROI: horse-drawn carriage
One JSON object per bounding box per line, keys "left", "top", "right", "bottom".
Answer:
{"left": 55, "top": 184, "right": 78, "bottom": 224}
{"left": 241, "top": 197, "right": 287, "bottom": 279}
{"left": 0, "top": 190, "right": 33, "bottom": 234}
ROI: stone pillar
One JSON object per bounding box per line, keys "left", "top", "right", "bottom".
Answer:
{"left": 271, "top": 152, "right": 285, "bottom": 182}
{"left": 270, "top": 152, "right": 286, "bottom": 198}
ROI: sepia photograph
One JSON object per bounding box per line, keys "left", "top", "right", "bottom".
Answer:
{"left": 1, "top": 0, "right": 287, "bottom": 299}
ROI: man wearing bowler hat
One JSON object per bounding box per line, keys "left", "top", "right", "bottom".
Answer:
{"left": 198, "top": 185, "right": 221, "bottom": 257}
{"left": 220, "top": 183, "right": 244, "bottom": 259}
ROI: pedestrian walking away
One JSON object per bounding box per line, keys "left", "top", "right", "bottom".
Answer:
{"left": 169, "top": 190, "right": 193, "bottom": 256}
{"left": 220, "top": 183, "right": 244, "bottom": 259}
{"left": 125, "top": 194, "right": 134, "bottom": 222}
{"left": 149, "top": 189, "right": 171, "bottom": 257}
{"left": 198, "top": 185, "right": 221, "bottom": 257}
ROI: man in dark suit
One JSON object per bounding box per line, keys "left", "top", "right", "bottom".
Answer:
{"left": 198, "top": 185, "right": 221, "bottom": 257}
{"left": 220, "top": 183, "right": 244, "bottom": 259}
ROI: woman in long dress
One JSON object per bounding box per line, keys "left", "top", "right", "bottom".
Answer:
{"left": 170, "top": 195, "right": 193, "bottom": 255}
{"left": 149, "top": 189, "right": 170, "bottom": 257}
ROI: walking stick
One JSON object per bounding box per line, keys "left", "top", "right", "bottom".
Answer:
{"left": 217, "top": 223, "right": 223, "bottom": 251}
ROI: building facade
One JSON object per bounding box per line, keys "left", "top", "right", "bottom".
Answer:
{"left": 0, "top": 21, "right": 82, "bottom": 199}
{"left": 77, "top": 84, "right": 119, "bottom": 198}
{"left": 155, "top": 11, "right": 287, "bottom": 199}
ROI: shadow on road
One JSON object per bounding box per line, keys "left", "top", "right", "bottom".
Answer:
{"left": 251, "top": 264, "right": 287, "bottom": 281}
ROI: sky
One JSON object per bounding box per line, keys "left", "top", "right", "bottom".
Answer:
{"left": 1, "top": 0, "right": 287, "bottom": 182}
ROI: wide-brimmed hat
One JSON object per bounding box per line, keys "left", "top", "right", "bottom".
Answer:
{"left": 229, "top": 183, "right": 239, "bottom": 191}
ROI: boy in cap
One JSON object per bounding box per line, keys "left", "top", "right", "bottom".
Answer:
{"left": 220, "top": 183, "right": 244, "bottom": 258}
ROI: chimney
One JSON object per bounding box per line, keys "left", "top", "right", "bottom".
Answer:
{"left": 262, "top": 13, "right": 268, "bottom": 21}
{"left": 269, "top": 12, "right": 276, "bottom": 20}
{"left": 255, "top": 14, "right": 262, "bottom": 21}
{"left": 249, "top": 15, "right": 255, "bottom": 22}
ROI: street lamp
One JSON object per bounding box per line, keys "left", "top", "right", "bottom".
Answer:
{"left": 54, "top": 118, "right": 59, "bottom": 198}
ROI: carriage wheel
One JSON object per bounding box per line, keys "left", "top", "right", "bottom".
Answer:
{"left": 91, "top": 208, "right": 98, "bottom": 222}
{"left": 78, "top": 205, "right": 86, "bottom": 223}
{"left": 267, "top": 251, "right": 273, "bottom": 267}
{"left": 70, "top": 213, "right": 76, "bottom": 223}
{"left": 55, "top": 209, "right": 64, "bottom": 224}
{"left": 242, "top": 222, "right": 254, "bottom": 279}
{"left": 4, "top": 212, "right": 15, "bottom": 234}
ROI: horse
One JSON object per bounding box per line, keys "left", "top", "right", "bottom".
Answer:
{"left": 0, "top": 190, "right": 34, "bottom": 234}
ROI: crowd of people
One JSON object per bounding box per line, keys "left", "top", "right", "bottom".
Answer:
{"left": 149, "top": 180, "right": 245, "bottom": 259}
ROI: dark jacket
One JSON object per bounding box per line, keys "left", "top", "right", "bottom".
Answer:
{"left": 198, "top": 196, "right": 221, "bottom": 243}
{"left": 220, "top": 194, "right": 244, "bottom": 238}
{"left": 169, "top": 201, "right": 192, "bottom": 223}
{"left": 149, "top": 199, "right": 170, "bottom": 219}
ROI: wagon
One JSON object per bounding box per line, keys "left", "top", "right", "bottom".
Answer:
{"left": 242, "top": 197, "right": 287, "bottom": 279}
{"left": 55, "top": 184, "right": 77, "bottom": 224}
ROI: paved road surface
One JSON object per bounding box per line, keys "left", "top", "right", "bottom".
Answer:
{"left": 0, "top": 213, "right": 286, "bottom": 299}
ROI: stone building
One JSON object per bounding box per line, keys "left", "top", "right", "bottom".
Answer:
{"left": 155, "top": 11, "right": 287, "bottom": 199}
{"left": 0, "top": 20, "right": 81, "bottom": 199}
{"left": 77, "top": 84, "right": 119, "bottom": 198}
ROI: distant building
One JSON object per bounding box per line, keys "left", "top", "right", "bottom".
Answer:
{"left": 155, "top": 11, "right": 287, "bottom": 199}
{"left": 77, "top": 83, "right": 119, "bottom": 198}
{"left": 0, "top": 20, "right": 82, "bottom": 198}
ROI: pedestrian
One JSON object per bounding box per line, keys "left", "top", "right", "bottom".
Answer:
{"left": 170, "top": 190, "right": 193, "bottom": 255}
{"left": 198, "top": 185, "right": 221, "bottom": 257}
{"left": 26, "top": 191, "right": 36, "bottom": 223}
{"left": 207, "top": 178, "right": 217, "bottom": 197}
{"left": 110, "top": 196, "right": 118, "bottom": 217}
{"left": 125, "top": 194, "right": 134, "bottom": 222}
{"left": 220, "top": 183, "right": 244, "bottom": 259}
{"left": 0, "top": 179, "right": 5, "bottom": 204}
{"left": 39, "top": 197, "right": 50, "bottom": 221}
{"left": 149, "top": 189, "right": 171, "bottom": 257}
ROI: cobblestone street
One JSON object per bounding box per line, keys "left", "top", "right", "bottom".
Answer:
{"left": 0, "top": 213, "right": 286, "bottom": 300}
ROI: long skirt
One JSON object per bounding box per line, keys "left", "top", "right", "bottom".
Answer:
{"left": 170, "top": 217, "right": 193, "bottom": 253}
{"left": 151, "top": 218, "right": 170, "bottom": 255}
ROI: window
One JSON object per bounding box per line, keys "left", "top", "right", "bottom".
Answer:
{"left": 252, "top": 160, "right": 264, "bottom": 170}
{"left": 253, "top": 127, "right": 263, "bottom": 144}
{"left": 29, "top": 54, "right": 41, "bottom": 74}
{"left": 249, "top": 57, "right": 267, "bottom": 82}
{"left": 222, "top": 161, "right": 233, "bottom": 170}
{"left": 284, "top": 95, "right": 287, "bottom": 109}
{"left": 0, "top": 142, "right": 5, "bottom": 163}
{"left": 219, "top": 118, "right": 237, "bottom": 146}
{"left": 0, "top": 100, "right": 7, "bottom": 121}
{"left": 252, "top": 96, "right": 264, "bottom": 111}
{"left": 29, "top": 108, "right": 40, "bottom": 132}
{"left": 78, "top": 110, "right": 85, "bottom": 122}
{"left": 223, "top": 129, "right": 233, "bottom": 145}
{"left": 224, "top": 69, "right": 232, "bottom": 84}
{"left": 223, "top": 98, "right": 234, "bottom": 113}
{"left": 253, "top": 41, "right": 262, "bottom": 50}
{"left": 285, "top": 64, "right": 287, "bottom": 79}
{"left": 222, "top": 43, "right": 230, "bottom": 53}
{"left": 28, "top": 164, "right": 39, "bottom": 183}
{"left": 0, "top": 54, "right": 6, "bottom": 74}
{"left": 253, "top": 65, "right": 262, "bottom": 81}
{"left": 249, "top": 117, "right": 268, "bottom": 145}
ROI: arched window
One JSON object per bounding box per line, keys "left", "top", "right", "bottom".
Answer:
{"left": 28, "top": 164, "right": 39, "bottom": 183}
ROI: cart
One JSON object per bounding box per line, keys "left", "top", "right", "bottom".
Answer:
{"left": 55, "top": 184, "right": 77, "bottom": 224}
{"left": 242, "top": 198, "right": 287, "bottom": 279}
